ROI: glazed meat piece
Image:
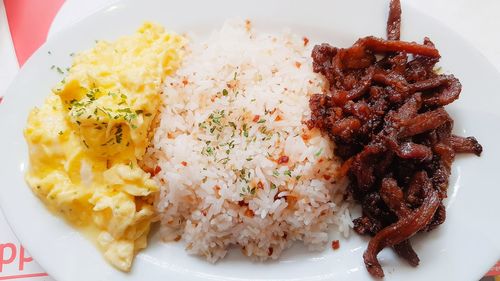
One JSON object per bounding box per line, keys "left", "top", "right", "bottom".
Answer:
{"left": 387, "top": 0, "right": 402, "bottom": 40}
{"left": 393, "top": 239, "right": 420, "bottom": 267}
{"left": 308, "top": 0, "right": 482, "bottom": 277}
{"left": 364, "top": 178, "right": 440, "bottom": 277}
{"left": 359, "top": 36, "right": 440, "bottom": 58}
{"left": 398, "top": 108, "right": 451, "bottom": 138}
{"left": 449, "top": 135, "right": 483, "bottom": 156}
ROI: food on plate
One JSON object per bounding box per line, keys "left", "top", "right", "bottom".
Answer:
{"left": 21, "top": 0, "right": 483, "bottom": 274}
{"left": 24, "top": 22, "right": 184, "bottom": 271}
{"left": 308, "top": 0, "right": 482, "bottom": 277}
{"left": 143, "top": 20, "right": 351, "bottom": 261}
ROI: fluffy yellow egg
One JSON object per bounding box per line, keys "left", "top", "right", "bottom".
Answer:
{"left": 24, "top": 22, "right": 184, "bottom": 271}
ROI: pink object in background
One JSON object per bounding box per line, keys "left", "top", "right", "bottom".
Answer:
{"left": 4, "top": 0, "right": 65, "bottom": 66}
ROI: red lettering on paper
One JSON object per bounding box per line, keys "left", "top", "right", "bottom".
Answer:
{"left": 18, "top": 246, "right": 33, "bottom": 271}
{"left": 0, "top": 243, "right": 16, "bottom": 272}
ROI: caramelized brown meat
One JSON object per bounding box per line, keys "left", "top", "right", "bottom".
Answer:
{"left": 387, "top": 0, "right": 402, "bottom": 40}
{"left": 360, "top": 36, "right": 440, "bottom": 58}
{"left": 398, "top": 108, "right": 451, "bottom": 138}
{"left": 379, "top": 178, "right": 420, "bottom": 267}
{"left": 393, "top": 239, "right": 420, "bottom": 267}
{"left": 308, "top": 0, "right": 482, "bottom": 277}
{"left": 363, "top": 182, "right": 440, "bottom": 278}
{"left": 449, "top": 135, "right": 483, "bottom": 156}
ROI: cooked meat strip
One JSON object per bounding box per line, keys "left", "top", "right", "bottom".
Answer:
{"left": 379, "top": 177, "right": 410, "bottom": 217}
{"left": 363, "top": 184, "right": 440, "bottom": 278}
{"left": 398, "top": 108, "right": 451, "bottom": 138}
{"left": 422, "top": 75, "right": 462, "bottom": 107}
{"left": 346, "top": 66, "right": 375, "bottom": 100}
{"left": 350, "top": 144, "right": 386, "bottom": 192}
{"left": 308, "top": 0, "right": 482, "bottom": 277}
{"left": 410, "top": 74, "right": 452, "bottom": 92}
{"left": 385, "top": 139, "right": 433, "bottom": 161}
{"left": 406, "top": 171, "right": 431, "bottom": 207}
{"left": 340, "top": 44, "right": 376, "bottom": 70}
{"left": 387, "top": 0, "right": 402, "bottom": 40}
{"left": 353, "top": 215, "right": 383, "bottom": 236}
{"left": 359, "top": 36, "right": 440, "bottom": 58}
{"left": 393, "top": 239, "right": 420, "bottom": 267}
{"left": 424, "top": 202, "right": 446, "bottom": 232}
{"left": 449, "top": 135, "right": 483, "bottom": 156}
{"left": 431, "top": 142, "right": 455, "bottom": 196}
{"left": 379, "top": 178, "right": 420, "bottom": 266}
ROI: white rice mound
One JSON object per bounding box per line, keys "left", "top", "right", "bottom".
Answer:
{"left": 146, "top": 20, "right": 352, "bottom": 262}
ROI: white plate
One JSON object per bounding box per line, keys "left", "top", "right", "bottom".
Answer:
{"left": 1, "top": 0, "right": 500, "bottom": 280}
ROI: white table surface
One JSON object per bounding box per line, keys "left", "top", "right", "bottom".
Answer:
{"left": 0, "top": 0, "right": 499, "bottom": 279}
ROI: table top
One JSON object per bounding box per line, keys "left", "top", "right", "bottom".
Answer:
{"left": 0, "top": 0, "right": 499, "bottom": 280}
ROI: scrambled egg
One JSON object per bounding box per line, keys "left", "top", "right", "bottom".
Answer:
{"left": 24, "top": 23, "right": 184, "bottom": 271}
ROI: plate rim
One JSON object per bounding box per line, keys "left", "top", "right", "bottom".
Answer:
{"left": 1, "top": 0, "right": 500, "bottom": 280}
